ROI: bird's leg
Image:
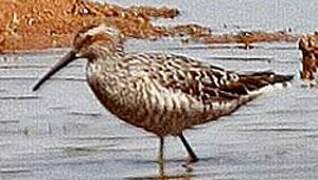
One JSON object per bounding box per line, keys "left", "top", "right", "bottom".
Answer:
{"left": 158, "top": 137, "right": 164, "bottom": 176}
{"left": 179, "top": 133, "right": 199, "bottom": 163}
{"left": 159, "top": 137, "right": 164, "bottom": 164}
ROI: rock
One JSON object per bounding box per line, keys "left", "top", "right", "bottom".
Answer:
{"left": 299, "top": 34, "right": 318, "bottom": 80}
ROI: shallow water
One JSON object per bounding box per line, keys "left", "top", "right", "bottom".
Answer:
{"left": 1, "top": 1, "right": 318, "bottom": 180}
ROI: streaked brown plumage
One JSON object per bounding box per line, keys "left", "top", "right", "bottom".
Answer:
{"left": 33, "top": 23, "right": 293, "bottom": 163}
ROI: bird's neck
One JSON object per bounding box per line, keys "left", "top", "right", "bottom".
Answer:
{"left": 88, "top": 42, "right": 125, "bottom": 63}
{"left": 86, "top": 51, "right": 124, "bottom": 77}
{"left": 86, "top": 42, "right": 126, "bottom": 80}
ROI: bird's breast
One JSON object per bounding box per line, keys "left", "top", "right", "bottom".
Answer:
{"left": 85, "top": 66, "right": 197, "bottom": 136}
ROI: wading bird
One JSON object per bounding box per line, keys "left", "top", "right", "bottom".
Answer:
{"left": 33, "top": 23, "right": 293, "bottom": 163}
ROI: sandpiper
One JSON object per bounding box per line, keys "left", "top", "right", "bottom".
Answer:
{"left": 33, "top": 23, "right": 293, "bottom": 163}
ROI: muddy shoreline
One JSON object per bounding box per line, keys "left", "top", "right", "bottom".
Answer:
{"left": 0, "top": 0, "right": 301, "bottom": 53}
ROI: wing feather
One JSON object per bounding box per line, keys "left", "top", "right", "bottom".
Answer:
{"left": 123, "top": 53, "right": 292, "bottom": 104}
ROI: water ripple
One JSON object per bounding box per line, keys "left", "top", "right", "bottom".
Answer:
{"left": 0, "top": 76, "right": 85, "bottom": 82}
{"left": 0, "top": 64, "right": 82, "bottom": 69}
{"left": 240, "top": 128, "right": 318, "bottom": 132}
{"left": 207, "top": 56, "right": 273, "bottom": 62}
{"left": 0, "top": 95, "right": 40, "bottom": 100}
{"left": 67, "top": 111, "right": 102, "bottom": 117}
{"left": 0, "top": 168, "right": 32, "bottom": 174}
{"left": 0, "top": 120, "right": 20, "bottom": 124}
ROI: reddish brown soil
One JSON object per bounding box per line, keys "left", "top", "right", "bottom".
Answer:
{"left": 299, "top": 33, "right": 318, "bottom": 80}
{"left": 0, "top": 0, "right": 301, "bottom": 53}
{"left": 0, "top": 0, "right": 180, "bottom": 53}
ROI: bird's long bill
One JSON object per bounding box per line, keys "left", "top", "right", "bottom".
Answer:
{"left": 32, "top": 51, "right": 77, "bottom": 91}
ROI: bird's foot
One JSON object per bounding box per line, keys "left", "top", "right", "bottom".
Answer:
{"left": 181, "top": 156, "right": 198, "bottom": 172}
{"left": 157, "top": 158, "right": 164, "bottom": 165}
{"left": 188, "top": 156, "right": 199, "bottom": 163}
{"left": 181, "top": 161, "right": 194, "bottom": 172}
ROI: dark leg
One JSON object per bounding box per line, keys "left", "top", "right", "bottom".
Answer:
{"left": 179, "top": 133, "right": 199, "bottom": 163}
{"left": 159, "top": 137, "right": 164, "bottom": 164}
{"left": 158, "top": 137, "right": 164, "bottom": 177}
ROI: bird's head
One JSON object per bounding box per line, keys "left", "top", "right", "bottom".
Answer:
{"left": 74, "top": 23, "right": 124, "bottom": 59}
{"left": 32, "top": 23, "right": 124, "bottom": 91}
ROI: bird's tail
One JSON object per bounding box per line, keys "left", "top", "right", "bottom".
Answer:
{"left": 238, "top": 71, "right": 293, "bottom": 94}
{"left": 219, "top": 71, "right": 293, "bottom": 97}
{"left": 196, "top": 71, "right": 293, "bottom": 126}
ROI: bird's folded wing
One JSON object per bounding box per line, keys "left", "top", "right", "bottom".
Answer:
{"left": 124, "top": 53, "right": 289, "bottom": 104}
